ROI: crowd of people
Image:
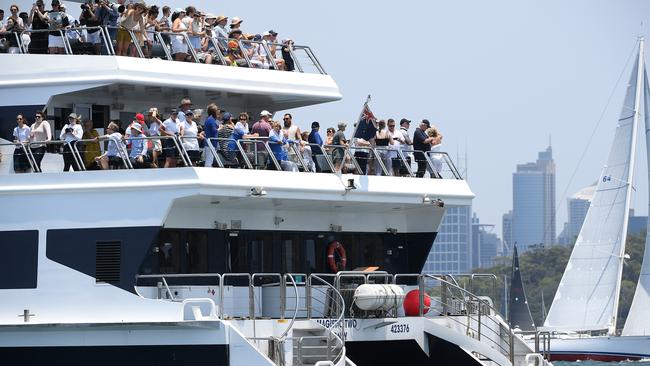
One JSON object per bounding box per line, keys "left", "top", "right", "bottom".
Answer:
{"left": 0, "top": 1, "right": 298, "bottom": 70}
{"left": 10, "top": 97, "right": 444, "bottom": 177}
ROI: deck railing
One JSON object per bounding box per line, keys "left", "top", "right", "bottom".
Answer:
{"left": 1, "top": 26, "right": 327, "bottom": 75}
{"left": 0, "top": 134, "right": 462, "bottom": 179}
{"left": 134, "top": 272, "right": 345, "bottom": 366}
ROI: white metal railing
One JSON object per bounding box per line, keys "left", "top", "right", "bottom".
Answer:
{"left": 2, "top": 26, "right": 327, "bottom": 74}
{"left": 1, "top": 134, "right": 462, "bottom": 180}
{"left": 134, "top": 272, "right": 345, "bottom": 366}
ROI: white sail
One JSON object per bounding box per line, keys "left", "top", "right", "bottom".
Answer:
{"left": 544, "top": 45, "right": 643, "bottom": 333}
{"left": 622, "top": 67, "right": 650, "bottom": 336}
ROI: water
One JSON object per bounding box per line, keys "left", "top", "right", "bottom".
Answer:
{"left": 555, "top": 362, "right": 650, "bottom": 365}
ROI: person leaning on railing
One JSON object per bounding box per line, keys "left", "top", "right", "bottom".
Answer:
{"left": 59, "top": 113, "right": 83, "bottom": 171}
{"left": 94, "top": 121, "right": 124, "bottom": 170}
{"left": 170, "top": 8, "right": 188, "bottom": 61}
{"left": 13, "top": 114, "right": 31, "bottom": 173}
{"left": 29, "top": 110, "right": 51, "bottom": 172}
{"left": 146, "top": 107, "right": 163, "bottom": 168}
{"left": 412, "top": 119, "right": 433, "bottom": 178}
{"left": 159, "top": 108, "right": 180, "bottom": 168}
{"left": 128, "top": 123, "right": 150, "bottom": 168}
{"left": 179, "top": 109, "right": 203, "bottom": 166}
{"left": 46, "top": 0, "right": 69, "bottom": 54}
{"left": 79, "top": 1, "right": 103, "bottom": 55}
{"left": 81, "top": 118, "right": 100, "bottom": 169}
{"left": 116, "top": 2, "right": 146, "bottom": 56}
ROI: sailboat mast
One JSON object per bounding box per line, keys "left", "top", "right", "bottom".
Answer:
{"left": 611, "top": 37, "right": 645, "bottom": 335}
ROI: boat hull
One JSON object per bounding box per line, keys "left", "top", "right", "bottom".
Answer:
{"left": 542, "top": 336, "right": 650, "bottom": 362}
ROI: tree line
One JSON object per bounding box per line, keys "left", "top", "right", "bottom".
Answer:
{"left": 469, "top": 231, "right": 645, "bottom": 330}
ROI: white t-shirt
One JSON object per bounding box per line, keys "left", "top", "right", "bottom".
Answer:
{"left": 181, "top": 120, "right": 199, "bottom": 150}
{"left": 59, "top": 123, "right": 84, "bottom": 143}
{"left": 106, "top": 132, "right": 123, "bottom": 157}
{"left": 162, "top": 117, "right": 180, "bottom": 134}
{"left": 13, "top": 125, "right": 30, "bottom": 143}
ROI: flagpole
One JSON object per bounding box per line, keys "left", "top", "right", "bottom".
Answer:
{"left": 350, "top": 94, "right": 372, "bottom": 139}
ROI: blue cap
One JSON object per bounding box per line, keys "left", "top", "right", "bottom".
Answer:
{"left": 222, "top": 112, "right": 233, "bottom": 122}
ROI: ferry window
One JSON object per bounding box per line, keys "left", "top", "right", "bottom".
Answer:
{"left": 358, "top": 234, "right": 383, "bottom": 269}
{"left": 0, "top": 230, "right": 38, "bottom": 289}
{"left": 157, "top": 231, "right": 181, "bottom": 274}
{"left": 283, "top": 239, "right": 293, "bottom": 273}
{"left": 187, "top": 231, "right": 208, "bottom": 273}
{"left": 249, "top": 238, "right": 263, "bottom": 273}
{"left": 305, "top": 238, "right": 316, "bottom": 273}
{"left": 228, "top": 234, "right": 246, "bottom": 273}
{"left": 92, "top": 105, "right": 110, "bottom": 129}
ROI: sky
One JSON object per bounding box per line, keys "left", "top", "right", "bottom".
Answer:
{"left": 12, "top": 0, "right": 650, "bottom": 237}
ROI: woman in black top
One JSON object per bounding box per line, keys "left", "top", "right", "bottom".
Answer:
{"left": 29, "top": 1, "right": 49, "bottom": 54}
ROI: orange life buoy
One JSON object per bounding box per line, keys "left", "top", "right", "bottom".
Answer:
{"left": 327, "top": 240, "right": 347, "bottom": 273}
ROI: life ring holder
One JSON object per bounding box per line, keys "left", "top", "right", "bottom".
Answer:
{"left": 327, "top": 240, "right": 347, "bottom": 273}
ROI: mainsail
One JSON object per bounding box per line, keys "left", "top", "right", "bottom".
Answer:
{"left": 544, "top": 41, "right": 644, "bottom": 333}
{"left": 508, "top": 245, "right": 535, "bottom": 331}
{"left": 622, "top": 65, "right": 650, "bottom": 336}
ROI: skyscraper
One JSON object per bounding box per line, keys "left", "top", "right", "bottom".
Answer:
{"left": 512, "top": 146, "right": 556, "bottom": 251}
{"left": 471, "top": 213, "right": 500, "bottom": 268}
{"left": 422, "top": 205, "right": 472, "bottom": 274}
{"left": 564, "top": 184, "right": 596, "bottom": 245}
{"left": 502, "top": 210, "right": 513, "bottom": 256}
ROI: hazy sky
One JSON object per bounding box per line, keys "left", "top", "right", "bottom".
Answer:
{"left": 13, "top": 0, "right": 650, "bottom": 237}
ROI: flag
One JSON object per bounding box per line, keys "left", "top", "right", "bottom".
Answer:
{"left": 353, "top": 100, "right": 378, "bottom": 141}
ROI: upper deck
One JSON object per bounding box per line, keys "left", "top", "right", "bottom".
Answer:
{"left": 0, "top": 27, "right": 342, "bottom": 112}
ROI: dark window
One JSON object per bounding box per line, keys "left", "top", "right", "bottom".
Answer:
{"left": 0, "top": 230, "right": 39, "bottom": 289}
{"left": 157, "top": 231, "right": 181, "bottom": 274}
{"left": 187, "top": 231, "right": 208, "bottom": 273}
{"left": 96, "top": 241, "right": 121, "bottom": 284}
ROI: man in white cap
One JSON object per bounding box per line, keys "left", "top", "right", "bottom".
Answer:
{"left": 251, "top": 110, "right": 273, "bottom": 166}
{"left": 128, "top": 122, "right": 149, "bottom": 168}
{"left": 252, "top": 110, "right": 272, "bottom": 138}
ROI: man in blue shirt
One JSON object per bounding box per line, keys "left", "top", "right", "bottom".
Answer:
{"left": 307, "top": 121, "right": 324, "bottom": 172}
{"left": 204, "top": 103, "right": 221, "bottom": 167}
{"left": 128, "top": 123, "right": 149, "bottom": 169}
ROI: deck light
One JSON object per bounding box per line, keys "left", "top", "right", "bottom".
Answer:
{"left": 250, "top": 187, "right": 267, "bottom": 196}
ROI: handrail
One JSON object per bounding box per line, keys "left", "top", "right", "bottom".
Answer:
{"left": 0, "top": 141, "right": 37, "bottom": 172}
{"left": 321, "top": 144, "right": 362, "bottom": 174}
{"left": 279, "top": 274, "right": 299, "bottom": 340}
{"left": 356, "top": 145, "right": 389, "bottom": 176}
{"left": 26, "top": 140, "right": 84, "bottom": 172}
{"left": 426, "top": 150, "right": 462, "bottom": 179}
{"left": 2, "top": 27, "right": 328, "bottom": 74}
{"left": 308, "top": 274, "right": 346, "bottom": 364}
{"left": 238, "top": 138, "right": 281, "bottom": 170}
{"left": 422, "top": 274, "right": 514, "bottom": 363}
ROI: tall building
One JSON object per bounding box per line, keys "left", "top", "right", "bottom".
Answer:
{"left": 502, "top": 210, "right": 513, "bottom": 256}
{"left": 422, "top": 205, "right": 472, "bottom": 274}
{"left": 563, "top": 184, "right": 596, "bottom": 245}
{"left": 471, "top": 213, "right": 500, "bottom": 269}
{"left": 512, "top": 146, "right": 556, "bottom": 251}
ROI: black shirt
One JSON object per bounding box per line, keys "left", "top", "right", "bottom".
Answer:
{"left": 413, "top": 128, "right": 430, "bottom": 152}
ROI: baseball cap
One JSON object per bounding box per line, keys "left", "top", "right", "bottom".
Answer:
{"left": 311, "top": 121, "right": 320, "bottom": 129}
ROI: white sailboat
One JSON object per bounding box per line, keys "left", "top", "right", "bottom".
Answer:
{"left": 539, "top": 37, "right": 650, "bottom": 362}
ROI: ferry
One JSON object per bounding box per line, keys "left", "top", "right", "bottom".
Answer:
{"left": 0, "top": 24, "right": 548, "bottom": 366}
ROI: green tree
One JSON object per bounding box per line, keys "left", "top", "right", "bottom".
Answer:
{"left": 471, "top": 231, "right": 645, "bottom": 329}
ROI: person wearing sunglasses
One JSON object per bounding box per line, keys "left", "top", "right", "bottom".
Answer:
{"left": 13, "top": 114, "right": 31, "bottom": 173}
{"left": 30, "top": 111, "right": 51, "bottom": 171}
